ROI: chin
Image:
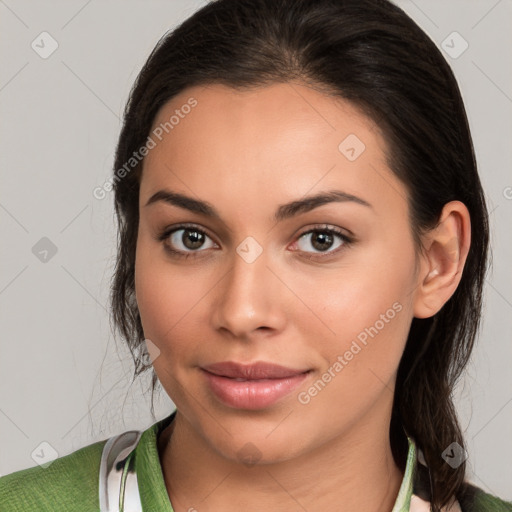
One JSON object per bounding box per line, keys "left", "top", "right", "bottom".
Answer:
{"left": 201, "top": 417, "right": 308, "bottom": 465}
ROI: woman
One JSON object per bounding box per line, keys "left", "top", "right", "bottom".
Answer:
{"left": 1, "top": 0, "right": 511, "bottom": 510}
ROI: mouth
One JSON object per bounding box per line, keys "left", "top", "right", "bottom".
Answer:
{"left": 201, "top": 360, "right": 311, "bottom": 379}
{"left": 200, "top": 361, "right": 312, "bottom": 410}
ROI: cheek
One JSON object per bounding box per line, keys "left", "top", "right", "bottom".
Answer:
{"left": 134, "top": 234, "right": 219, "bottom": 372}
{"left": 292, "top": 244, "right": 416, "bottom": 379}
{"left": 291, "top": 270, "right": 414, "bottom": 429}
{"left": 135, "top": 234, "right": 192, "bottom": 351}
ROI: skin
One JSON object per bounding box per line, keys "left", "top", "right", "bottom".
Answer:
{"left": 134, "top": 82, "right": 471, "bottom": 512}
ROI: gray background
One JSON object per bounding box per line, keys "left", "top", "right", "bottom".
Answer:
{"left": 1, "top": 0, "right": 511, "bottom": 500}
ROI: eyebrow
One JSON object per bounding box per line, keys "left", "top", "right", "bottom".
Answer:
{"left": 144, "top": 188, "right": 372, "bottom": 222}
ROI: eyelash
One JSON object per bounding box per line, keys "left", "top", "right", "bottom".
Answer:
{"left": 156, "top": 223, "right": 354, "bottom": 261}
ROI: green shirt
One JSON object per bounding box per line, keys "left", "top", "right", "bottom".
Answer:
{"left": 1, "top": 411, "right": 511, "bottom": 511}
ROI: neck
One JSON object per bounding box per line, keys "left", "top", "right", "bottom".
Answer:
{"left": 158, "top": 404, "right": 405, "bottom": 512}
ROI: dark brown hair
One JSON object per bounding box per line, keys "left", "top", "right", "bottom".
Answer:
{"left": 109, "top": 0, "right": 490, "bottom": 509}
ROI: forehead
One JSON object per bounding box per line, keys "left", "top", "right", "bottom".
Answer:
{"left": 147, "top": 81, "right": 385, "bottom": 157}
{"left": 140, "top": 82, "right": 407, "bottom": 222}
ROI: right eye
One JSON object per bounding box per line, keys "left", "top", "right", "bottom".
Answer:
{"left": 158, "top": 223, "right": 218, "bottom": 259}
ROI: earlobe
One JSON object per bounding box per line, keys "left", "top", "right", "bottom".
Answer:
{"left": 413, "top": 201, "right": 471, "bottom": 319}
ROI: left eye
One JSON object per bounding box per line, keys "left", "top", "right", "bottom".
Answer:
{"left": 295, "top": 228, "right": 351, "bottom": 255}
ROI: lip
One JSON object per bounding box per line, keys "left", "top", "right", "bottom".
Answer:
{"left": 201, "top": 361, "right": 311, "bottom": 410}
{"left": 202, "top": 361, "right": 309, "bottom": 379}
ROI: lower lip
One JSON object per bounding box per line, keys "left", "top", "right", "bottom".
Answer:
{"left": 201, "top": 369, "right": 310, "bottom": 410}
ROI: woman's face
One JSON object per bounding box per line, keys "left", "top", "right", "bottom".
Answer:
{"left": 135, "top": 82, "right": 422, "bottom": 463}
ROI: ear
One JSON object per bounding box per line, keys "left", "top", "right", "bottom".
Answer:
{"left": 413, "top": 200, "right": 471, "bottom": 319}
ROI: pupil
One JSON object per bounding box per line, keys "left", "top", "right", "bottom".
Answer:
{"left": 312, "top": 232, "right": 333, "bottom": 252}
{"left": 183, "top": 229, "right": 204, "bottom": 249}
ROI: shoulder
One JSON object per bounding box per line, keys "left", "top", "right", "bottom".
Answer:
{"left": 0, "top": 438, "right": 107, "bottom": 512}
{"left": 413, "top": 450, "right": 512, "bottom": 511}
{"left": 457, "top": 481, "right": 512, "bottom": 512}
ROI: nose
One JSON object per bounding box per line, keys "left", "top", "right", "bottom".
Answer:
{"left": 210, "top": 245, "right": 287, "bottom": 340}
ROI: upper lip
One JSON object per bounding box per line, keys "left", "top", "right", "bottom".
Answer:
{"left": 202, "top": 361, "right": 310, "bottom": 379}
